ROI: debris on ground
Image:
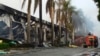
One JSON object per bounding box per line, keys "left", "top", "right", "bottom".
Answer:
{"left": 68, "top": 45, "right": 78, "bottom": 48}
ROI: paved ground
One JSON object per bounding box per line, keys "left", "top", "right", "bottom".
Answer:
{"left": 1, "top": 47, "right": 97, "bottom": 56}
{"left": 77, "top": 48, "right": 100, "bottom": 56}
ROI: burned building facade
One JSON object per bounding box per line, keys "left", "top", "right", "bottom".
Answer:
{"left": 0, "top": 4, "right": 66, "bottom": 46}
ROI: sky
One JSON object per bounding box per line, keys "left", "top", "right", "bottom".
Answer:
{"left": 0, "top": 0, "right": 100, "bottom": 37}
{"left": 71, "top": 0, "right": 100, "bottom": 37}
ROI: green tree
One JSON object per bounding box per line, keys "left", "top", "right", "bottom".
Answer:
{"left": 93, "top": 0, "right": 100, "bottom": 21}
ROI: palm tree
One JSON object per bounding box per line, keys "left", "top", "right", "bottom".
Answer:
{"left": 67, "top": 6, "right": 76, "bottom": 43}
{"left": 39, "top": 0, "right": 43, "bottom": 46}
{"left": 56, "top": 0, "right": 65, "bottom": 46}
{"left": 58, "top": 0, "right": 70, "bottom": 45}
{"left": 27, "top": 0, "right": 32, "bottom": 43}
{"left": 54, "top": 0, "right": 76, "bottom": 46}
{"left": 46, "top": 0, "right": 55, "bottom": 46}
{"left": 22, "top": 0, "right": 43, "bottom": 45}
{"left": 22, "top": 0, "right": 56, "bottom": 46}
{"left": 60, "top": 0, "right": 76, "bottom": 45}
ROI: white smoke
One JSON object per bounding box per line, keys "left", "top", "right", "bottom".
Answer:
{"left": 92, "top": 22, "right": 100, "bottom": 38}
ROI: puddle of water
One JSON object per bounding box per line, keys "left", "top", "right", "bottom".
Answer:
{"left": 73, "top": 51, "right": 99, "bottom": 56}
{"left": 79, "top": 52, "right": 99, "bottom": 56}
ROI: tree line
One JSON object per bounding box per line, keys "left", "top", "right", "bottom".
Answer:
{"left": 22, "top": 0, "right": 77, "bottom": 46}
{"left": 93, "top": 0, "right": 100, "bottom": 21}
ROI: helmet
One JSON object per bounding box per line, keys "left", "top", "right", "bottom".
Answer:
{"left": 88, "top": 33, "right": 92, "bottom": 35}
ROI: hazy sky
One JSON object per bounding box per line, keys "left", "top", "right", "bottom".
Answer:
{"left": 71, "top": 0, "right": 100, "bottom": 36}
{"left": 0, "top": 0, "right": 98, "bottom": 22}
{"left": 0, "top": 0, "right": 100, "bottom": 37}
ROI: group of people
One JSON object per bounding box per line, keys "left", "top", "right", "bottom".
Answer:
{"left": 84, "top": 33, "right": 98, "bottom": 48}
